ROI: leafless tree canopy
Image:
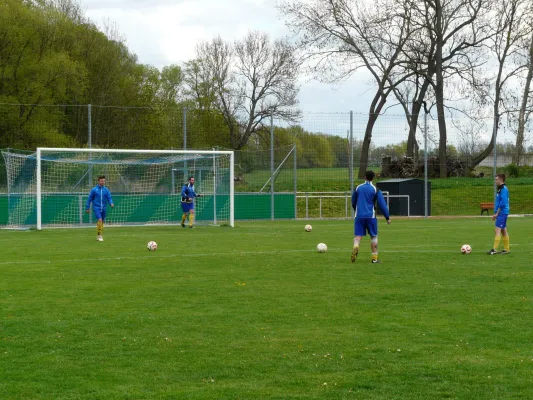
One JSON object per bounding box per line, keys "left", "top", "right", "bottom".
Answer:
{"left": 280, "top": 0, "right": 533, "bottom": 175}
{"left": 194, "top": 32, "right": 300, "bottom": 150}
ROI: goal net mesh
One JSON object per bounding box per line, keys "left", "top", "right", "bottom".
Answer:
{"left": 2, "top": 149, "right": 232, "bottom": 229}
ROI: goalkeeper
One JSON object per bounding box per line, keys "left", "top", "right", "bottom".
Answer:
{"left": 180, "top": 176, "right": 202, "bottom": 228}
{"left": 85, "top": 175, "right": 114, "bottom": 242}
{"left": 351, "top": 170, "right": 390, "bottom": 263}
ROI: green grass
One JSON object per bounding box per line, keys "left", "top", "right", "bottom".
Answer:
{"left": 2, "top": 218, "right": 533, "bottom": 399}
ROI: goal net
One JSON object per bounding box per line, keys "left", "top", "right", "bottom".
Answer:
{"left": 2, "top": 148, "right": 234, "bottom": 229}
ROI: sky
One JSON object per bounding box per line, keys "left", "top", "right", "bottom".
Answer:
{"left": 81, "top": 0, "right": 509, "bottom": 146}
{"left": 82, "top": 0, "right": 374, "bottom": 115}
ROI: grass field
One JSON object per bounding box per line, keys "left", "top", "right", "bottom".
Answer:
{"left": 2, "top": 218, "right": 533, "bottom": 399}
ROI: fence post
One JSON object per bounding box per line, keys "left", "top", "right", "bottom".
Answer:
{"left": 88, "top": 103, "right": 92, "bottom": 225}
{"left": 492, "top": 122, "right": 497, "bottom": 201}
{"left": 424, "top": 108, "right": 428, "bottom": 218}
{"left": 293, "top": 144, "right": 297, "bottom": 219}
{"left": 183, "top": 107, "right": 188, "bottom": 178}
{"left": 183, "top": 106, "right": 187, "bottom": 150}
{"left": 349, "top": 111, "right": 354, "bottom": 217}
{"left": 422, "top": 102, "right": 429, "bottom": 218}
{"left": 270, "top": 114, "right": 274, "bottom": 221}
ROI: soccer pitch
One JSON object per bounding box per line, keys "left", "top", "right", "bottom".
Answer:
{"left": 1, "top": 218, "right": 533, "bottom": 399}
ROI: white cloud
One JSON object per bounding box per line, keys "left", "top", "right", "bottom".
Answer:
{"left": 81, "top": 0, "right": 374, "bottom": 115}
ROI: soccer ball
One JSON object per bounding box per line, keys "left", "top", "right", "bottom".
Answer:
{"left": 305, "top": 224, "right": 312, "bottom": 232}
{"left": 147, "top": 241, "right": 158, "bottom": 251}
{"left": 317, "top": 243, "right": 327, "bottom": 253}
{"left": 461, "top": 244, "right": 472, "bottom": 254}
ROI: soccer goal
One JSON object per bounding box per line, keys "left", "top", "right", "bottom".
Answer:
{"left": 1, "top": 148, "right": 234, "bottom": 229}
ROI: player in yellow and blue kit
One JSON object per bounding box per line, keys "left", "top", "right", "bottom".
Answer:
{"left": 488, "top": 173, "right": 510, "bottom": 255}
{"left": 85, "top": 175, "right": 114, "bottom": 242}
{"left": 351, "top": 171, "right": 391, "bottom": 263}
{"left": 180, "top": 176, "right": 202, "bottom": 228}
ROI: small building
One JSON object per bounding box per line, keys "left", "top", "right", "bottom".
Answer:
{"left": 376, "top": 178, "right": 430, "bottom": 216}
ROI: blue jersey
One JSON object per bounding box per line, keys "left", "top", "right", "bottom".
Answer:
{"left": 352, "top": 181, "right": 390, "bottom": 220}
{"left": 86, "top": 185, "right": 113, "bottom": 212}
{"left": 494, "top": 184, "right": 509, "bottom": 215}
{"left": 181, "top": 183, "right": 198, "bottom": 203}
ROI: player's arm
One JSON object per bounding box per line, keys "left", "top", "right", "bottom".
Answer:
{"left": 351, "top": 189, "right": 358, "bottom": 211}
{"left": 85, "top": 189, "right": 94, "bottom": 213}
{"left": 376, "top": 190, "right": 391, "bottom": 223}
{"left": 180, "top": 185, "right": 187, "bottom": 200}
{"left": 107, "top": 189, "right": 114, "bottom": 208}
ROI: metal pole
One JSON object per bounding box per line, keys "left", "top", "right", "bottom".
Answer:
{"left": 183, "top": 107, "right": 188, "bottom": 179}
{"left": 293, "top": 144, "right": 297, "bottom": 220}
{"left": 213, "top": 148, "right": 217, "bottom": 225}
{"left": 36, "top": 148, "right": 42, "bottom": 230}
{"left": 270, "top": 115, "right": 274, "bottom": 221}
{"left": 492, "top": 121, "right": 498, "bottom": 201}
{"left": 349, "top": 111, "right": 354, "bottom": 217}
{"left": 183, "top": 106, "right": 187, "bottom": 150}
{"left": 424, "top": 109, "right": 428, "bottom": 218}
{"left": 88, "top": 104, "right": 92, "bottom": 225}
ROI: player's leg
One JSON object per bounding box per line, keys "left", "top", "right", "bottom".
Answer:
{"left": 99, "top": 209, "right": 106, "bottom": 241}
{"left": 488, "top": 226, "right": 502, "bottom": 255}
{"left": 189, "top": 206, "right": 195, "bottom": 228}
{"left": 181, "top": 203, "right": 188, "bottom": 227}
{"left": 368, "top": 219, "right": 380, "bottom": 263}
{"left": 352, "top": 218, "right": 365, "bottom": 262}
{"left": 500, "top": 217, "right": 509, "bottom": 253}
{"left": 94, "top": 209, "right": 103, "bottom": 241}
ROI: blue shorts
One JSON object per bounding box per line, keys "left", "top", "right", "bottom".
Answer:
{"left": 181, "top": 202, "right": 194, "bottom": 213}
{"left": 495, "top": 214, "right": 508, "bottom": 229}
{"left": 354, "top": 217, "right": 378, "bottom": 237}
{"left": 94, "top": 209, "right": 107, "bottom": 221}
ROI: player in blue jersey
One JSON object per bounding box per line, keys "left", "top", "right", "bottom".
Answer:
{"left": 351, "top": 171, "right": 391, "bottom": 263}
{"left": 85, "top": 175, "right": 114, "bottom": 242}
{"left": 488, "top": 173, "right": 510, "bottom": 255}
{"left": 180, "top": 176, "right": 202, "bottom": 228}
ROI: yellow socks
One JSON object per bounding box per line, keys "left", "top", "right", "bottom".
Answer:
{"left": 189, "top": 214, "right": 195, "bottom": 227}
{"left": 97, "top": 220, "right": 103, "bottom": 236}
{"left": 503, "top": 235, "right": 510, "bottom": 252}
{"left": 493, "top": 235, "right": 501, "bottom": 251}
{"left": 181, "top": 214, "right": 187, "bottom": 224}
{"left": 371, "top": 253, "right": 378, "bottom": 262}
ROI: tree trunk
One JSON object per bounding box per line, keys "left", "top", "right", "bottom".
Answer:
{"left": 514, "top": 33, "right": 533, "bottom": 166}
{"left": 435, "top": 0, "right": 447, "bottom": 178}
{"left": 358, "top": 91, "right": 387, "bottom": 179}
{"left": 406, "top": 79, "right": 431, "bottom": 157}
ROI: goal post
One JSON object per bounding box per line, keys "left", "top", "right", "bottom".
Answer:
{"left": 3, "top": 148, "right": 234, "bottom": 230}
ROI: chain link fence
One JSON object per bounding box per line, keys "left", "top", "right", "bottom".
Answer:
{"left": 1, "top": 104, "right": 532, "bottom": 221}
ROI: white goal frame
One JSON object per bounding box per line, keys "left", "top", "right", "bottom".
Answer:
{"left": 35, "top": 147, "right": 234, "bottom": 230}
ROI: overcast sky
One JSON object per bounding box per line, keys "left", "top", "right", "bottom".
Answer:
{"left": 81, "top": 0, "right": 510, "bottom": 145}
{"left": 82, "top": 0, "right": 374, "bottom": 116}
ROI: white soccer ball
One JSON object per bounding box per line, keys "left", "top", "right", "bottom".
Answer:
{"left": 317, "top": 243, "right": 327, "bottom": 253}
{"left": 461, "top": 244, "right": 472, "bottom": 254}
{"left": 147, "top": 241, "right": 158, "bottom": 251}
{"left": 305, "top": 224, "right": 312, "bottom": 232}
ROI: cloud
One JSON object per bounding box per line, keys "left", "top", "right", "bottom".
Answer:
{"left": 81, "top": 0, "right": 377, "bottom": 116}
{"left": 84, "top": 0, "right": 287, "bottom": 68}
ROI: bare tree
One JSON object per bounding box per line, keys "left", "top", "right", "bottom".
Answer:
{"left": 410, "top": 0, "right": 496, "bottom": 177}
{"left": 515, "top": 31, "right": 533, "bottom": 165}
{"left": 280, "top": 0, "right": 419, "bottom": 178}
{"left": 194, "top": 32, "right": 300, "bottom": 150}
{"left": 469, "top": 0, "right": 533, "bottom": 168}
